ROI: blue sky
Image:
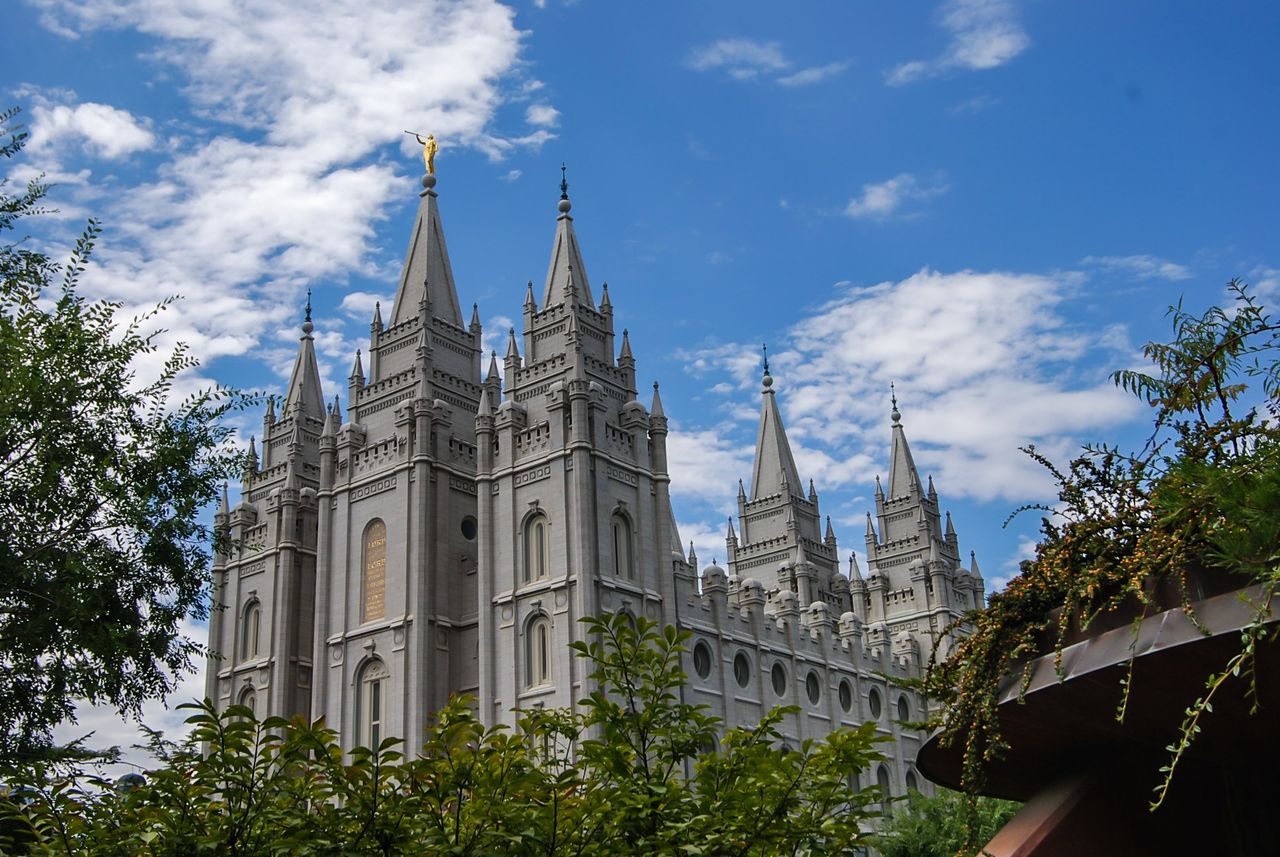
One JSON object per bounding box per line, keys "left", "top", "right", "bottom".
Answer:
{"left": 6, "top": 0, "right": 1279, "bottom": 754}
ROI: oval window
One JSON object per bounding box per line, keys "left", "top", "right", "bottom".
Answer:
{"left": 693, "top": 641, "right": 712, "bottom": 679}
{"left": 805, "top": 671, "right": 821, "bottom": 705}
{"left": 869, "top": 687, "right": 883, "bottom": 719}
{"left": 838, "top": 679, "right": 853, "bottom": 713}
{"left": 771, "top": 662, "right": 787, "bottom": 697}
{"left": 461, "top": 516, "right": 477, "bottom": 540}
{"left": 733, "top": 652, "right": 751, "bottom": 688}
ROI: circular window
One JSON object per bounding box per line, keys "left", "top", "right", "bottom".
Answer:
{"left": 897, "top": 695, "right": 910, "bottom": 723}
{"left": 733, "top": 652, "right": 751, "bottom": 688}
{"left": 805, "top": 671, "right": 821, "bottom": 705}
{"left": 461, "top": 516, "right": 478, "bottom": 540}
{"left": 868, "top": 687, "right": 883, "bottom": 719}
{"left": 905, "top": 770, "right": 919, "bottom": 792}
{"left": 838, "top": 679, "right": 853, "bottom": 713}
{"left": 771, "top": 662, "right": 787, "bottom": 697}
{"left": 693, "top": 641, "right": 712, "bottom": 679}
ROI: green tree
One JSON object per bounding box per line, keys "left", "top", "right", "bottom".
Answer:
{"left": 869, "top": 788, "right": 1018, "bottom": 857}
{"left": 0, "top": 108, "right": 250, "bottom": 764}
{"left": 1, "top": 613, "right": 888, "bottom": 855}
{"left": 923, "top": 282, "right": 1280, "bottom": 848}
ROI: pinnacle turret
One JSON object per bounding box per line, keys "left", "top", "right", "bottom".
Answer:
{"left": 540, "top": 167, "right": 595, "bottom": 309}
{"left": 282, "top": 296, "right": 325, "bottom": 423}
{"left": 749, "top": 356, "right": 803, "bottom": 501}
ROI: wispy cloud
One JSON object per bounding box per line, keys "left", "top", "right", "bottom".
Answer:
{"left": 844, "top": 173, "right": 948, "bottom": 220}
{"left": 948, "top": 93, "right": 1000, "bottom": 114}
{"left": 887, "top": 0, "right": 1030, "bottom": 86}
{"left": 1081, "top": 254, "right": 1194, "bottom": 281}
{"left": 778, "top": 61, "right": 851, "bottom": 87}
{"left": 676, "top": 268, "right": 1141, "bottom": 504}
{"left": 688, "top": 38, "right": 789, "bottom": 80}
{"left": 687, "top": 38, "right": 847, "bottom": 87}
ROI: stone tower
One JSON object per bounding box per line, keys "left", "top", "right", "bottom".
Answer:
{"left": 205, "top": 301, "right": 324, "bottom": 721}
{"left": 475, "top": 177, "right": 690, "bottom": 725}
{"left": 308, "top": 173, "right": 483, "bottom": 757}
{"left": 859, "top": 393, "right": 984, "bottom": 663}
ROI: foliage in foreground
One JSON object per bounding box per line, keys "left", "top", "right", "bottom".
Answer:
{"left": 0, "top": 613, "right": 887, "bottom": 856}
{"left": 924, "top": 282, "right": 1280, "bottom": 845}
{"left": 0, "top": 107, "right": 251, "bottom": 764}
{"left": 869, "top": 787, "right": 1019, "bottom": 857}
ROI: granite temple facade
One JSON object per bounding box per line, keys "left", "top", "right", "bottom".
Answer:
{"left": 204, "top": 171, "right": 985, "bottom": 798}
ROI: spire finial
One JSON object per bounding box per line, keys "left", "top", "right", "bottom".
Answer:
{"left": 890, "top": 382, "right": 901, "bottom": 424}
{"left": 302, "top": 288, "right": 314, "bottom": 334}
{"left": 558, "top": 163, "right": 572, "bottom": 214}
{"left": 761, "top": 342, "right": 773, "bottom": 389}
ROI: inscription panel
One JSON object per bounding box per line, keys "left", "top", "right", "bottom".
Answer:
{"left": 363, "top": 520, "right": 387, "bottom": 622}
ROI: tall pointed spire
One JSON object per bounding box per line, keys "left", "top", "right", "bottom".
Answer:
{"left": 886, "top": 384, "right": 922, "bottom": 499}
{"left": 651, "top": 381, "right": 665, "bottom": 418}
{"left": 540, "top": 165, "right": 596, "bottom": 309}
{"left": 390, "top": 174, "right": 463, "bottom": 326}
{"left": 283, "top": 294, "right": 325, "bottom": 423}
{"left": 750, "top": 346, "right": 803, "bottom": 500}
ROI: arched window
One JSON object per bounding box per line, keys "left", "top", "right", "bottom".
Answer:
{"left": 897, "top": 695, "right": 911, "bottom": 723}
{"left": 612, "top": 513, "right": 634, "bottom": 579}
{"left": 905, "top": 770, "right": 919, "bottom": 792}
{"left": 362, "top": 519, "right": 388, "bottom": 623}
{"left": 238, "top": 686, "right": 257, "bottom": 717}
{"left": 240, "top": 600, "right": 261, "bottom": 660}
{"left": 357, "top": 660, "right": 390, "bottom": 750}
{"left": 877, "top": 765, "right": 892, "bottom": 812}
{"left": 523, "top": 513, "right": 550, "bottom": 583}
{"left": 525, "top": 615, "right": 552, "bottom": 688}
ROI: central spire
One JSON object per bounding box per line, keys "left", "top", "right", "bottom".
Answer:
{"left": 541, "top": 165, "right": 595, "bottom": 310}
{"left": 390, "top": 174, "right": 463, "bottom": 327}
{"left": 886, "top": 385, "right": 922, "bottom": 500}
{"left": 749, "top": 346, "right": 803, "bottom": 501}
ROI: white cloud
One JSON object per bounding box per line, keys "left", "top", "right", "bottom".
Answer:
{"left": 27, "top": 100, "right": 156, "bottom": 159}
{"left": 1249, "top": 265, "right": 1280, "bottom": 302}
{"left": 667, "top": 428, "right": 754, "bottom": 506}
{"left": 680, "top": 268, "right": 1143, "bottom": 504}
{"left": 1080, "top": 254, "right": 1194, "bottom": 282}
{"left": 526, "top": 104, "right": 561, "bottom": 127}
{"left": 948, "top": 93, "right": 1000, "bottom": 114}
{"left": 844, "top": 172, "right": 948, "bottom": 219}
{"left": 499, "top": 168, "right": 523, "bottom": 182}
{"left": 687, "top": 38, "right": 790, "bottom": 80}
{"left": 887, "top": 0, "right": 1030, "bottom": 86}
{"left": 777, "top": 61, "right": 850, "bottom": 87}
{"left": 25, "top": 0, "right": 539, "bottom": 404}
{"left": 340, "top": 290, "right": 392, "bottom": 320}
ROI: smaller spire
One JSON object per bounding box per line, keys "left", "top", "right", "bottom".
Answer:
{"left": 218, "top": 482, "right": 229, "bottom": 516}
{"left": 808, "top": 478, "right": 818, "bottom": 502}
{"left": 477, "top": 387, "right": 493, "bottom": 418}
{"left": 246, "top": 435, "right": 259, "bottom": 476}
{"left": 349, "top": 349, "right": 364, "bottom": 382}
{"left": 486, "top": 350, "right": 501, "bottom": 383}
{"left": 371, "top": 300, "right": 383, "bottom": 329}
{"left": 265, "top": 394, "right": 276, "bottom": 422}
{"left": 470, "top": 302, "right": 481, "bottom": 331}
{"left": 505, "top": 327, "right": 520, "bottom": 360}
{"left": 619, "top": 328, "right": 634, "bottom": 360}
{"left": 849, "top": 551, "right": 863, "bottom": 581}
{"left": 726, "top": 517, "right": 737, "bottom": 540}
{"left": 945, "top": 511, "right": 956, "bottom": 537}
{"left": 738, "top": 478, "right": 747, "bottom": 500}
{"left": 875, "top": 474, "right": 884, "bottom": 498}
{"left": 865, "top": 512, "right": 876, "bottom": 537}
{"left": 825, "top": 516, "right": 836, "bottom": 542}
{"left": 687, "top": 541, "right": 697, "bottom": 565}
{"left": 600, "top": 282, "right": 612, "bottom": 312}
{"left": 331, "top": 394, "right": 342, "bottom": 422}
{"left": 970, "top": 550, "right": 983, "bottom": 578}
{"left": 927, "top": 474, "right": 937, "bottom": 500}
{"left": 524, "top": 280, "right": 536, "bottom": 311}
{"left": 651, "top": 381, "right": 665, "bottom": 418}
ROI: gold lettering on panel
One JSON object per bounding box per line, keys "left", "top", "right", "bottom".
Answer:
{"left": 363, "top": 520, "right": 387, "bottom": 622}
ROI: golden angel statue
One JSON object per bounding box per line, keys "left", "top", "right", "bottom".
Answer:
{"left": 413, "top": 132, "right": 438, "bottom": 175}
